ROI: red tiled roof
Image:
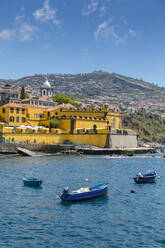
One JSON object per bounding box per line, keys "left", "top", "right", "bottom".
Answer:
{"left": 1, "top": 103, "right": 43, "bottom": 110}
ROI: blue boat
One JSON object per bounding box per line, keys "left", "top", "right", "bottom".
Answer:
{"left": 23, "top": 177, "right": 43, "bottom": 187}
{"left": 59, "top": 183, "right": 108, "bottom": 202}
{"left": 134, "top": 171, "right": 157, "bottom": 183}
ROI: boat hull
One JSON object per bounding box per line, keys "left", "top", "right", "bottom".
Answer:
{"left": 23, "top": 179, "right": 43, "bottom": 187}
{"left": 60, "top": 184, "right": 108, "bottom": 202}
{"left": 134, "top": 176, "right": 156, "bottom": 183}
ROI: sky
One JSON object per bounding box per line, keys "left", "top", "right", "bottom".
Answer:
{"left": 0, "top": 0, "right": 165, "bottom": 86}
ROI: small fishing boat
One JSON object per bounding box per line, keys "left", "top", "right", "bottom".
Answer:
{"left": 134, "top": 171, "right": 157, "bottom": 183}
{"left": 59, "top": 183, "right": 108, "bottom": 202}
{"left": 23, "top": 177, "right": 43, "bottom": 187}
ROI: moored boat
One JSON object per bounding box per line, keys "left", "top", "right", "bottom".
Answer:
{"left": 59, "top": 183, "right": 108, "bottom": 202}
{"left": 23, "top": 177, "right": 43, "bottom": 187}
{"left": 134, "top": 171, "right": 157, "bottom": 183}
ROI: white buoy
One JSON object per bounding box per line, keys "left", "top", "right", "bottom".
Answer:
{"left": 84, "top": 178, "right": 88, "bottom": 182}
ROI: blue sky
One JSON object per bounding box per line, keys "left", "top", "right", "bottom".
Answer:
{"left": 0, "top": 0, "right": 165, "bottom": 86}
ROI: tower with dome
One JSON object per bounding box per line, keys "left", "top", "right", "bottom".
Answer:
{"left": 40, "top": 78, "right": 53, "bottom": 97}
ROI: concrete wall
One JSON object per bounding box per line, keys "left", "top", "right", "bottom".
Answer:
{"left": 110, "top": 134, "right": 138, "bottom": 148}
{"left": 0, "top": 143, "right": 17, "bottom": 153}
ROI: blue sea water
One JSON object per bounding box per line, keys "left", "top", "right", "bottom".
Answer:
{"left": 0, "top": 153, "right": 165, "bottom": 248}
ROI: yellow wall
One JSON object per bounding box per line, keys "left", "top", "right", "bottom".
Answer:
{"left": 2, "top": 132, "right": 108, "bottom": 148}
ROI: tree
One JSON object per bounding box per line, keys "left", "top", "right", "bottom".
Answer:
{"left": 49, "top": 118, "right": 61, "bottom": 128}
{"left": 53, "top": 94, "right": 78, "bottom": 106}
{"left": 20, "top": 86, "right": 29, "bottom": 99}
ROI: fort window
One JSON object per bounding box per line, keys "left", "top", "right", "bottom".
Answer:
{"left": 10, "top": 108, "right": 14, "bottom": 113}
{"left": 16, "top": 117, "right": 19, "bottom": 122}
{"left": 39, "top": 114, "right": 43, "bottom": 118}
{"left": 55, "top": 112, "right": 58, "bottom": 115}
{"left": 22, "top": 117, "right": 26, "bottom": 123}
{"left": 85, "top": 117, "right": 87, "bottom": 119}
{"left": 34, "top": 114, "right": 37, "bottom": 118}
{"left": 47, "top": 112, "right": 50, "bottom": 118}
{"left": 22, "top": 108, "right": 25, "bottom": 114}
{"left": 10, "top": 116, "right": 14, "bottom": 122}
{"left": 79, "top": 116, "right": 82, "bottom": 119}
{"left": 94, "top": 117, "right": 97, "bottom": 120}
{"left": 16, "top": 108, "right": 19, "bottom": 114}
{"left": 2, "top": 108, "right": 5, "bottom": 113}
{"left": 89, "top": 117, "right": 92, "bottom": 120}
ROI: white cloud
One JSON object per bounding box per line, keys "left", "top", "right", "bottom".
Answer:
{"left": 94, "top": 20, "right": 137, "bottom": 44}
{"left": 0, "top": 7, "right": 37, "bottom": 43}
{"left": 0, "top": 29, "right": 14, "bottom": 40}
{"left": 33, "top": 0, "right": 60, "bottom": 25}
{"left": 83, "top": 0, "right": 99, "bottom": 16}
{"left": 19, "top": 23, "right": 37, "bottom": 42}
{"left": 94, "top": 20, "right": 118, "bottom": 41}
{"left": 0, "top": 23, "right": 37, "bottom": 42}
{"left": 100, "top": 6, "right": 106, "bottom": 16}
{"left": 115, "top": 29, "right": 137, "bottom": 44}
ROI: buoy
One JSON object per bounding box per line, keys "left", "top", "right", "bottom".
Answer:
{"left": 158, "top": 176, "right": 160, "bottom": 179}
{"left": 84, "top": 178, "right": 88, "bottom": 182}
{"left": 131, "top": 189, "right": 135, "bottom": 193}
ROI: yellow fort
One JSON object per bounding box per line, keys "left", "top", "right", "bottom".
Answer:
{"left": 0, "top": 103, "right": 137, "bottom": 148}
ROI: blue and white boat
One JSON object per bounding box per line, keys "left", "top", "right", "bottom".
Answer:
{"left": 59, "top": 183, "right": 108, "bottom": 202}
{"left": 23, "top": 177, "right": 43, "bottom": 187}
{"left": 134, "top": 171, "right": 157, "bottom": 183}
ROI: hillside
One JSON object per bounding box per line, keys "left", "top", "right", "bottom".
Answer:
{"left": 0, "top": 72, "right": 165, "bottom": 106}
{"left": 123, "top": 110, "right": 165, "bottom": 143}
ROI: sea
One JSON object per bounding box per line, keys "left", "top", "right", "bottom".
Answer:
{"left": 0, "top": 152, "right": 165, "bottom": 248}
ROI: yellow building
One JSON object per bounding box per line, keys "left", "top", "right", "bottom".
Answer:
{"left": 0, "top": 102, "right": 129, "bottom": 148}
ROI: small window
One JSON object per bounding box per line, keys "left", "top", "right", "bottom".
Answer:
{"left": 22, "top": 108, "right": 25, "bottom": 114}
{"left": 34, "top": 114, "right": 37, "bottom": 118}
{"left": 10, "top": 108, "right": 14, "bottom": 113}
{"left": 10, "top": 116, "right": 14, "bottom": 122}
{"left": 39, "top": 114, "right": 43, "bottom": 118}
{"left": 16, "top": 108, "right": 19, "bottom": 114}
{"left": 16, "top": 117, "right": 19, "bottom": 122}
{"left": 22, "top": 117, "right": 26, "bottom": 123}
{"left": 2, "top": 108, "right": 5, "bottom": 113}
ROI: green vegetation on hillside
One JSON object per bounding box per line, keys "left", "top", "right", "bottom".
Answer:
{"left": 53, "top": 94, "right": 78, "bottom": 106}
{"left": 123, "top": 110, "right": 165, "bottom": 143}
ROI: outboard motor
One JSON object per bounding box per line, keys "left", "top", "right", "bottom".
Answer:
{"left": 63, "top": 186, "right": 69, "bottom": 196}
